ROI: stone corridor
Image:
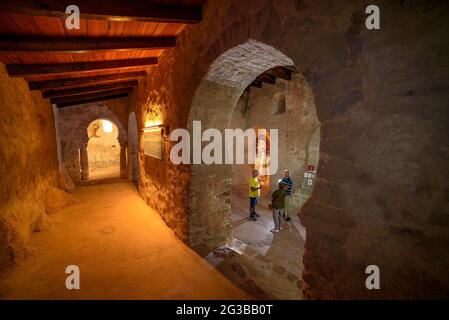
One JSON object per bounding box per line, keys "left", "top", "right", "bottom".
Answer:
{"left": 0, "top": 183, "right": 248, "bottom": 300}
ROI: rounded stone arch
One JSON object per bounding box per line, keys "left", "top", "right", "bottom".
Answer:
{"left": 78, "top": 108, "right": 127, "bottom": 146}
{"left": 86, "top": 118, "right": 121, "bottom": 178}
{"left": 68, "top": 103, "right": 128, "bottom": 183}
{"left": 84, "top": 117, "right": 125, "bottom": 144}
{"left": 187, "top": 40, "right": 313, "bottom": 248}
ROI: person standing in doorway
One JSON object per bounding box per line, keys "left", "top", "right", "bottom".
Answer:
{"left": 270, "top": 181, "right": 287, "bottom": 233}
{"left": 249, "top": 169, "right": 262, "bottom": 221}
{"left": 281, "top": 170, "right": 293, "bottom": 222}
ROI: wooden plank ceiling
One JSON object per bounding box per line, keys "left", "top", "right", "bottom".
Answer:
{"left": 246, "top": 66, "right": 296, "bottom": 91}
{"left": 0, "top": 0, "right": 206, "bottom": 108}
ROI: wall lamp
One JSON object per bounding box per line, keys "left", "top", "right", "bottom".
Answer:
{"left": 142, "top": 124, "right": 170, "bottom": 137}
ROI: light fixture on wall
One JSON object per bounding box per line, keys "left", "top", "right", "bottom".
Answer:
{"left": 143, "top": 105, "right": 169, "bottom": 136}
{"left": 142, "top": 123, "right": 170, "bottom": 137}
{"left": 144, "top": 119, "right": 162, "bottom": 128}
{"left": 102, "top": 120, "right": 113, "bottom": 133}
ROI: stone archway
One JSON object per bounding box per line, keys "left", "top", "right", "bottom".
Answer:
{"left": 186, "top": 40, "right": 322, "bottom": 299}
{"left": 86, "top": 119, "right": 121, "bottom": 181}
{"left": 187, "top": 40, "right": 313, "bottom": 247}
{"left": 57, "top": 102, "right": 127, "bottom": 184}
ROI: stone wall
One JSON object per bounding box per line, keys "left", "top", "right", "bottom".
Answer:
{"left": 229, "top": 94, "right": 251, "bottom": 194}
{"left": 129, "top": 0, "right": 449, "bottom": 298}
{"left": 0, "top": 64, "right": 59, "bottom": 270}
{"left": 128, "top": 59, "right": 192, "bottom": 243}
{"left": 56, "top": 99, "right": 128, "bottom": 184}
{"left": 127, "top": 112, "right": 139, "bottom": 186}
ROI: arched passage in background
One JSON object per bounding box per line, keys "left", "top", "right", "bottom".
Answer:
{"left": 86, "top": 119, "right": 121, "bottom": 181}
{"left": 187, "top": 40, "right": 321, "bottom": 299}
{"left": 57, "top": 102, "right": 128, "bottom": 184}
{"left": 128, "top": 112, "right": 140, "bottom": 187}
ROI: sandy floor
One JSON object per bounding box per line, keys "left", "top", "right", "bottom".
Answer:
{"left": 0, "top": 183, "right": 249, "bottom": 300}
{"left": 232, "top": 193, "right": 306, "bottom": 254}
{"left": 88, "top": 166, "right": 120, "bottom": 181}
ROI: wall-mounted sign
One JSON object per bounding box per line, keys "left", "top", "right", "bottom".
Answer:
{"left": 143, "top": 127, "right": 164, "bottom": 160}
{"left": 304, "top": 164, "right": 317, "bottom": 187}
{"left": 304, "top": 172, "right": 315, "bottom": 179}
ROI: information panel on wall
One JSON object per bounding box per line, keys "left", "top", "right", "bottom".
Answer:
{"left": 143, "top": 127, "right": 164, "bottom": 160}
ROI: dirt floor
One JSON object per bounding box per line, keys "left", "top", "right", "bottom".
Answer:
{"left": 196, "top": 191, "right": 306, "bottom": 300}
{"left": 232, "top": 193, "right": 306, "bottom": 256}
{"left": 0, "top": 182, "right": 250, "bottom": 300}
{"left": 229, "top": 192, "right": 305, "bottom": 299}
{"left": 88, "top": 166, "right": 121, "bottom": 181}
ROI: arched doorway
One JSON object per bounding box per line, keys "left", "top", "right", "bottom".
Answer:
{"left": 187, "top": 40, "right": 320, "bottom": 299}
{"left": 128, "top": 112, "right": 140, "bottom": 188}
{"left": 86, "top": 119, "right": 121, "bottom": 181}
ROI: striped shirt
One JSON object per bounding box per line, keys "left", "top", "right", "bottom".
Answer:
{"left": 281, "top": 177, "right": 293, "bottom": 196}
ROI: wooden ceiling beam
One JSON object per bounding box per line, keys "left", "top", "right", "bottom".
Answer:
{"left": 42, "top": 80, "right": 138, "bottom": 98}
{"left": 250, "top": 78, "right": 263, "bottom": 88}
{"left": 7, "top": 57, "right": 157, "bottom": 77}
{"left": 50, "top": 87, "right": 133, "bottom": 105}
{"left": 246, "top": 66, "right": 295, "bottom": 92}
{"left": 57, "top": 93, "right": 129, "bottom": 108}
{"left": 29, "top": 71, "right": 146, "bottom": 91}
{"left": 265, "top": 66, "right": 292, "bottom": 81}
{"left": 0, "top": 37, "right": 175, "bottom": 54}
{"left": 0, "top": 0, "right": 202, "bottom": 24}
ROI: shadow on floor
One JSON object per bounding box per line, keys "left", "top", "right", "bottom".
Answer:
{"left": 196, "top": 192, "right": 306, "bottom": 300}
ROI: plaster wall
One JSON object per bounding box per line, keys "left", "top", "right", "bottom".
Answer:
{"left": 0, "top": 64, "right": 59, "bottom": 270}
